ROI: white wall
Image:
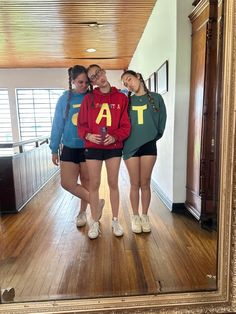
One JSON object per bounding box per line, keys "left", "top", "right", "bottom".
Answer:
{"left": 0, "top": 68, "right": 123, "bottom": 141}
{"left": 129, "top": 0, "right": 192, "bottom": 205}
{"left": 0, "top": 68, "right": 123, "bottom": 89}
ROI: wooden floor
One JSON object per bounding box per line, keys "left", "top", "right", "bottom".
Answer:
{"left": 0, "top": 162, "right": 217, "bottom": 302}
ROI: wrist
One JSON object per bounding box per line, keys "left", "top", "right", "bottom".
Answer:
{"left": 85, "top": 133, "right": 91, "bottom": 140}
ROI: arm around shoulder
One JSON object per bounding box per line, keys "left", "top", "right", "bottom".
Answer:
{"left": 77, "top": 94, "right": 91, "bottom": 139}
{"left": 110, "top": 94, "right": 131, "bottom": 142}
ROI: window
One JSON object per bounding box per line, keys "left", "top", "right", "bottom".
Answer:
{"left": 16, "top": 89, "right": 64, "bottom": 140}
{"left": 0, "top": 89, "right": 12, "bottom": 142}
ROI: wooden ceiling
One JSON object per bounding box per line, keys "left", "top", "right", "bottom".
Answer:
{"left": 0, "top": 0, "right": 157, "bottom": 69}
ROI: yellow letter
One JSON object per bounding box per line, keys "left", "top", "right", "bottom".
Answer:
{"left": 96, "top": 103, "right": 111, "bottom": 126}
{"left": 72, "top": 104, "right": 81, "bottom": 125}
{"left": 132, "top": 104, "right": 147, "bottom": 124}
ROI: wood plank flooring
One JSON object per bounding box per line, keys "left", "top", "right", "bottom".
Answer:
{"left": 0, "top": 162, "right": 217, "bottom": 302}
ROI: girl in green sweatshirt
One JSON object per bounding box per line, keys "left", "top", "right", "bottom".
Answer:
{"left": 121, "top": 70, "right": 167, "bottom": 234}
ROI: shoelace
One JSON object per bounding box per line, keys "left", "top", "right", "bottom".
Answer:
{"left": 112, "top": 221, "right": 123, "bottom": 236}
{"left": 113, "top": 221, "right": 121, "bottom": 231}
{"left": 90, "top": 222, "right": 100, "bottom": 234}
{"left": 134, "top": 216, "right": 141, "bottom": 223}
{"left": 141, "top": 216, "right": 149, "bottom": 224}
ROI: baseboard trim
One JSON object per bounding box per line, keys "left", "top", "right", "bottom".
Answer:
{"left": 151, "top": 179, "right": 172, "bottom": 210}
{"left": 151, "top": 180, "right": 186, "bottom": 213}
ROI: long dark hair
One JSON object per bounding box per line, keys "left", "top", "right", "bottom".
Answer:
{"left": 66, "top": 65, "right": 92, "bottom": 118}
{"left": 121, "top": 70, "right": 157, "bottom": 111}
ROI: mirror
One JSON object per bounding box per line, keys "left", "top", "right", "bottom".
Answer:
{"left": 0, "top": 0, "right": 236, "bottom": 313}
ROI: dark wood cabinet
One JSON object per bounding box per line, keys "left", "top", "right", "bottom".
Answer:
{"left": 0, "top": 140, "right": 58, "bottom": 214}
{"left": 186, "top": 0, "right": 222, "bottom": 225}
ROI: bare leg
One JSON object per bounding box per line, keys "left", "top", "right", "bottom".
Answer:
{"left": 86, "top": 159, "right": 103, "bottom": 221}
{"left": 79, "top": 162, "right": 89, "bottom": 212}
{"left": 105, "top": 157, "right": 121, "bottom": 218}
{"left": 124, "top": 157, "right": 140, "bottom": 215}
{"left": 140, "top": 156, "right": 157, "bottom": 214}
{"left": 60, "top": 161, "right": 89, "bottom": 206}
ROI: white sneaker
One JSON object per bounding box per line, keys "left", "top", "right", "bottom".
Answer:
{"left": 141, "top": 214, "right": 151, "bottom": 232}
{"left": 76, "top": 211, "right": 87, "bottom": 227}
{"left": 112, "top": 219, "right": 124, "bottom": 237}
{"left": 131, "top": 215, "right": 142, "bottom": 233}
{"left": 88, "top": 221, "right": 100, "bottom": 239}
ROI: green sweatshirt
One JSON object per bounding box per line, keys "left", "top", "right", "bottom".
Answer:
{"left": 123, "top": 92, "right": 167, "bottom": 160}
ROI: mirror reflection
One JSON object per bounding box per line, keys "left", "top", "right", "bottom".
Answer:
{"left": 0, "top": 0, "right": 221, "bottom": 303}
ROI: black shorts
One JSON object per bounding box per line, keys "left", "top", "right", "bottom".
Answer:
{"left": 85, "top": 148, "right": 122, "bottom": 161}
{"left": 60, "top": 146, "right": 86, "bottom": 164}
{"left": 132, "top": 140, "right": 157, "bottom": 157}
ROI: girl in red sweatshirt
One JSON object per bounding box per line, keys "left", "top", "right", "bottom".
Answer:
{"left": 78, "top": 64, "right": 131, "bottom": 239}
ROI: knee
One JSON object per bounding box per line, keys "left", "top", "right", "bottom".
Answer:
{"left": 61, "top": 180, "right": 74, "bottom": 192}
{"left": 107, "top": 179, "right": 118, "bottom": 190}
{"left": 89, "top": 180, "right": 100, "bottom": 192}
{"left": 130, "top": 181, "right": 140, "bottom": 190}
{"left": 140, "top": 179, "right": 151, "bottom": 190}
{"left": 80, "top": 175, "right": 89, "bottom": 188}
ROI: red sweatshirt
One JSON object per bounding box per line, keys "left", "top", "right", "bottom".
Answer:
{"left": 78, "top": 87, "right": 131, "bottom": 149}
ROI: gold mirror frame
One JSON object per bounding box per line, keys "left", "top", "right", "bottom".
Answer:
{"left": 0, "top": 0, "right": 235, "bottom": 313}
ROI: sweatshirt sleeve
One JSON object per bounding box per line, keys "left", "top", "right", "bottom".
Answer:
{"left": 109, "top": 95, "right": 131, "bottom": 142}
{"left": 156, "top": 95, "right": 167, "bottom": 141}
{"left": 49, "top": 95, "right": 65, "bottom": 154}
{"left": 77, "top": 95, "right": 91, "bottom": 139}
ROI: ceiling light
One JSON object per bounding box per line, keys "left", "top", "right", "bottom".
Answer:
{"left": 88, "top": 23, "right": 98, "bottom": 27}
{"left": 86, "top": 48, "right": 96, "bottom": 53}
{"left": 87, "top": 22, "right": 104, "bottom": 28}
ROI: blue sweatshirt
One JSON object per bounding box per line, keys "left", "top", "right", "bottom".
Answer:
{"left": 50, "top": 90, "right": 86, "bottom": 154}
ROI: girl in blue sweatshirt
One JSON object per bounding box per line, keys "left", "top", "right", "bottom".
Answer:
{"left": 50, "top": 65, "right": 104, "bottom": 228}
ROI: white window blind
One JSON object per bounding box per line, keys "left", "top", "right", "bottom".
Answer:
{"left": 0, "top": 89, "right": 12, "bottom": 142}
{"left": 16, "top": 89, "right": 64, "bottom": 140}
